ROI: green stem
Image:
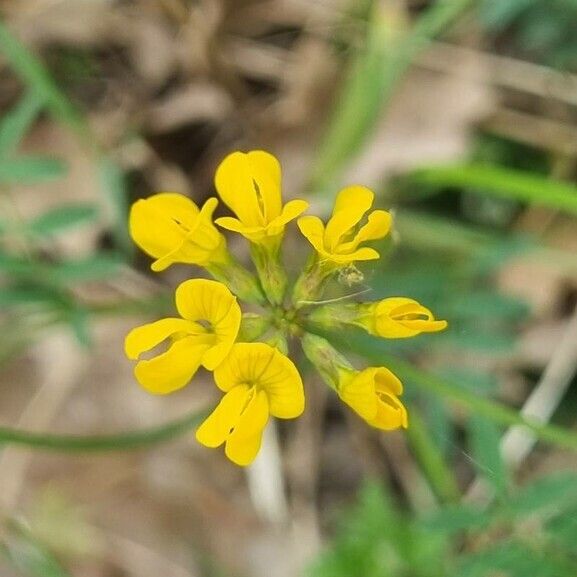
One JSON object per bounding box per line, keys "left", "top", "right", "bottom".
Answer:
{"left": 387, "top": 357, "right": 577, "bottom": 452}
{"left": 405, "top": 408, "right": 460, "bottom": 503}
{"left": 250, "top": 242, "right": 287, "bottom": 306}
{"left": 0, "top": 410, "right": 205, "bottom": 452}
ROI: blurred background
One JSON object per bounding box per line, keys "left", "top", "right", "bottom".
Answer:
{"left": 1, "top": 1, "right": 577, "bottom": 576}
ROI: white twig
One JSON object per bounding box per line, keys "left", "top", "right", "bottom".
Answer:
{"left": 246, "top": 421, "right": 289, "bottom": 525}
{"left": 466, "top": 305, "right": 577, "bottom": 504}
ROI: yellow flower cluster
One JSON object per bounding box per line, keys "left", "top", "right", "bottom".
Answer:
{"left": 125, "top": 150, "right": 447, "bottom": 466}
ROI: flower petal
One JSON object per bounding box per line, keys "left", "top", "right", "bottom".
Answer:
{"left": 124, "top": 318, "right": 200, "bottom": 360}
{"left": 129, "top": 194, "right": 193, "bottom": 260}
{"left": 297, "top": 215, "right": 326, "bottom": 254}
{"left": 246, "top": 150, "right": 282, "bottom": 221}
{"left": 330, "top": 247, "right": 380, "bottom": 263}
{"left": 373, "top": 367, "right": 403, "bottom": 396}
{"left": 213, "top": 342, "right": 275, "bottom": 393}
{"left": 259, "top": 349, "right": 305, "bottom": 419}
{"left": 370, "top": 394, "right": 408, "bottom": 430}
{"left": 195, "top": 385, "right": 250, "bottom": 448}
{"left": 341, "top": 210, "right": 392, "bottom": 252}
{"left": 324, "top": 186, "right": 373, "bottom": 251}
{"left": 175, "top": 278, "right": 240, "bottom": 326}
{"left": 215, "top": 151, "right": 266, "bottom": 227}
{"left": 134, "top": 336, "right": 209, "bottom": 394}
{"left": 337, "top": 368, "right": 378, "bottom": 421}
{"left": 225, "top": 389, "right": 269, "bottom": 466}
{"left": 268, "top": 198, "right": 309, "bottom": 234}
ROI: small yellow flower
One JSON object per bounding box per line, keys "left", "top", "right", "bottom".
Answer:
{"left": 298, "top": 185, "right": 391, "bottom": 265}
{"left": 360, "top": 297, "right": 448, "bottom": 338}
{"left": 196, "top": 342, "right": 305, "bottom": 466}
{"left": 125, "top": 279, "right": 241, "bottom": 394}
{"left": 130, "top": 193, "right": 227, "bottom": 271}
{"left": 214, "top": 150, "right": 309, "bottom": 244}
{"left": 338, "top": 367, "right": 408, "bottom": 430}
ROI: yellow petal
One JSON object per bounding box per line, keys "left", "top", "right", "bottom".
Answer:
{"left": 374, "top": 298, "right": 447, "bottom": 338}
{"left": 245, "top": 150, "right": 282, "bottom": 221}
{"left": 213, "top": 342, "right": 275, "bottom": 392}
{"left": 340, "top": 210, "right": 391, "bottom": 252}
{"left": 225, "top": 389, "right": 269, "bottom": 466}
{"left": 267, "top": 199, "right": 309, "bottom": 236}
{"left": 175, "top": 278, "right": 241, "bottom": 329}
{"left": 134, "top": 336, "right": 209, "bottom": 394}
{"left": 129, "top": 194, "right": 192, "bottom": 260}
{"left": 330, "top": 247, "right": 380, "bottom": 263}
{"left": 215, "top": 151, "right": 266, "bottom": 226}
{"left": 175, "top": 279, "right": 241, "bottom": 369}
{"left": 215, "top": 217, "right": 267, "bottom": 241}
{"left": 324, "top": 186, "right": 374, "bottom": 251}
{"left": 370, "top": 393, "right": 408, "bottom": 430}
{"left": 373, "top": 366, "right": 403, "bottom": 396}
{"left": 124, "top": 318, "right": 200, "bottom": 360}
{"left": 195, "top": 385, "right": 250, "bottom": 448}
{"left": 337, "top": 368, "right": 378, "bottom": 421}
{"left": 259, "top": 348, "right": 305, "bottom": 419}
{"left": 297, "top": 215, "right": 326, "bottom": 254}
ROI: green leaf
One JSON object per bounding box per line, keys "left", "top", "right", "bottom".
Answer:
{"left": 29, "top": 203, "right": 99, "bottom": 237}
{"left": 509, "top": 472, "right": 577, "bottom": 516}
{"left": 456, "top": 541, "right": 570, "bottom": 577}
{"left": 0, "top": 21, "right": 87, "bottom": 136}
{"left": 99, "top": 157, "right": 132, "bottom": 254}
{"left": 310, "top": 0, "right": 474, "bottom": 191}
{"left": 1, "top": 526, "right": 72, "bottom": 577}
{"left": 0, "top": 286, "right": 60, "bottom": 308}
{"left": 546, "top": 507, "right": 577, "bottom": 555}
{"left": 48, "top": 254, "right": 123, "bottom": 283}
{"left": 0, "top": 90, "right": 44, "bottom": 158}
{"left": 468, "top": 415, "right": 508, "bottom": 496}
{"left": 0, "top": 156, "right": 66, "bottom": 184}
{"left": 422, "top": 504, "right": 492, "bottom": 535}
{"left": 409, "top": 164, "right": 577, "bottom": 217}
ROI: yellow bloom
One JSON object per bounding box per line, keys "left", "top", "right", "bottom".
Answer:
{"left": 214, "top": 150, "right": 309, "bottom": 244}
{"left": 338, "top": 367, "right": 408, "bottom": 430}
{"left": 130, "top": 193, "right": 227, "bottom": 271}
{"left": 298, "top": 186, "right": 391, "bottom": 265}
{"left": 360, "top": 297, "right": 448, "bottom": 338}
{"left": 125, "top": 279, "right": 241, "bottom": 394}
{"left": 196, "top": 342, "right": 305, "bottom": 466}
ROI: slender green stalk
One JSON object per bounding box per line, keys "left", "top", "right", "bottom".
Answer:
{"left": 311, "top": 0, "right": 474, "bottom": 191}
{"left": 405, "top": 408, "right": 460, "bottom": 503}
{"left": 0, "top": 410, "right": 205, "bottom": 452}
{"left": 386, "top": 357, "right": 577, "bottom": 452}
{"left": 0, "top": 20, "right": 87, "bottom": 139}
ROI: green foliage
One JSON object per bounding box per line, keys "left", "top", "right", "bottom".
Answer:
{"left": 310, "top": 0, "right": 473, "bottom": 192}
{"left": 1, "top": 523, "right": 73, "bottom": 577}
{"left": 311, "top": 474, "right": 577, "bottom": 577}
{"left": 480, "top": 0, "right": 577, "bottom": 70}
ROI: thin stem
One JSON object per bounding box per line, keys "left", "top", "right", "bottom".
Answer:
{"left": 405, "top": 408, "right": 460, "bottom": 503}
{"left": 0, "top": 410, "right": 205, "bottom": 452}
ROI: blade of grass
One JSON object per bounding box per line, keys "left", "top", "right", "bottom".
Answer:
{"left": 405, "top": 408, "right": 461, "bottom": 503}
{"left": 311, "top": 0, "right": 474, "bottom": 192}
{"left": 0, "top": 409, "right": 205, "bottom": 452}
{"left": 0, "top": 90, "right": 44, "bottom": 159}
{"left": 409, "top": 163, "right": 577, "bottom": 216}
{"left": 0, "top": 20, "right": 87, "bottom": 140}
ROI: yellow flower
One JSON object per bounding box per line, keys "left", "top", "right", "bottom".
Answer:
{"left": 214, "top": 150, "right": 309, "bottom": 244}
{"left": 130, "top": 193, "right": 227, "bottom": 271}
{"left": 196, "top": 342, "right": 305, "bottom": 466}
{"left": 298, "top": 185, "right": 391, "bottom": 265}
{"left": 125, "top": 279, "right": 241, "bottom": 394}
{"left": 360, "top": 297, "right": 448, "bottom": 338}
{"left": 338, "top": 367, "right": 408, "bottom": 430}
